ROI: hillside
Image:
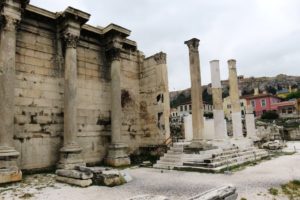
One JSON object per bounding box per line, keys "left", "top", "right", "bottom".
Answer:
{"left": 170, "top": 74, "right": 300, "bottom": 108}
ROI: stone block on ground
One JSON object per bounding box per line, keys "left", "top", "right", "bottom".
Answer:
{"left": 127, "top": 195, "right": 170, "bottom": 200}
{"left": 55, "top": 169, "right": 93, "bottom": 180}
{"left": 93, "top": 169, "right": 125, "bottom": 187}
{"left": 187, "top": 185, "right": 238, "bottom": 200}
{"left": 56, "top": 175, "right": 92, "bottom": 187}
{"left": 75, "top": 165, "right": 111, "bottom": 174}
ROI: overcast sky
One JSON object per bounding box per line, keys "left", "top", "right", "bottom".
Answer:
{"left": 31, "top": 0, "right": 300, "bottom": 91}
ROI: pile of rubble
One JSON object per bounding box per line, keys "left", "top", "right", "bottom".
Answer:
{"left": 56, "top": 166, "right": 132, "bottom": 187}
{"left": 262, "top": 141, "right": 286, "bottom": 150}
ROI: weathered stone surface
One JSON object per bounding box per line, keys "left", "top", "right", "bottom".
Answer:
{"left": 56, "top": 175, "right": 92, "bottom": 187}
{"left": 187, "top": 185, "right": 238, "bottom": 200}
{"left": 55, "top": 169, "right": 93, "bottom": 180}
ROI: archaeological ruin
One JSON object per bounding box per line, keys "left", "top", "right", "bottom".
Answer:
{"left": 0, "top": 0, "right": 171, "bottom": 184}
{"left": 154, "top": 38, "right": 269, "bottom": 172}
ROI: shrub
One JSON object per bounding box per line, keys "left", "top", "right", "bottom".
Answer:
{"left": 261, "top": 111, "right": 279, "bottom": 120}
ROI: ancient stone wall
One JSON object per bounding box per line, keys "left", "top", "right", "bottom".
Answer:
{"left": 7, "top": 4, "right": 170, "bottom": 170}
{"left": 139, "top": 52, "right": 170, "bottom": 145}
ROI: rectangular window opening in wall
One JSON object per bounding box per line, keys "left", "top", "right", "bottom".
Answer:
{"left": 261, "top": 99, "right": 266, "bottom": 107}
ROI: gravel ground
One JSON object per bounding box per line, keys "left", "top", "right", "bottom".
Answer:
{"left": 1, "top": 142, "right": 300, "bottom": 200}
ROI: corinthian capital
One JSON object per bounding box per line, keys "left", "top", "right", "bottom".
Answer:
{"left": 2, "top": 15, "right": 20, "bottom": 31}
{"left": 184, "top": 38, "right": 200, "bottom": 52}
{"left": 107, "top": 47, "right": 121, "bottom": 62}
{"left": 64, "top": 32, "right": 79, "bottom": 48}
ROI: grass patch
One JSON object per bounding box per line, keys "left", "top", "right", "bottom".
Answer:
{"left": 281, "top": 180, "right": 300, "bottom": 200}
{"left": 269, "top": 187, "right": 279, "bottom": 196}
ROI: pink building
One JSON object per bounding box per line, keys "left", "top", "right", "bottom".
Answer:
{"left": 243, "top": 94, "right": 281, "bottom": 117}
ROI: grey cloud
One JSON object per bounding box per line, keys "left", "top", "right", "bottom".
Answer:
{"left": 30, "top": 0, "right": 300, "bottom": 91}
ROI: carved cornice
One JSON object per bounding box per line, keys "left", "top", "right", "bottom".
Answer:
{"left": 184, "top": 38, "right": 200, "bottom": 52}
{"left": 63, "top": 32, "right": 79, "bottom": 48}
{"left": 154, "top": 52, "right": 167, "bottom": 65}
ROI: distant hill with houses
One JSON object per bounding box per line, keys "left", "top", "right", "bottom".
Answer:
{"left": 170, "top": 74, "right": 300, "bottom": 108}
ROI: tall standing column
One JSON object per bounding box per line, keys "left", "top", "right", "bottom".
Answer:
{"left": 184, "top": 38, "right": 205, "bottom": 143}
{"left": 57, "top": 32, "right": 85, "bottom": 169}
{"left": 210, "top": 60, "right": 227, "bottom": 139}
{"left": 228, "top": 59, "right": 243, "bottom": 138}
{"left": 0, "top": 0, "right": 26, "bottom": 184}
{"left": 57, "top": 8, "right": 90, "bottom": 169}
{"left": 105, "top": 36, "right": 130, "bottom": 167}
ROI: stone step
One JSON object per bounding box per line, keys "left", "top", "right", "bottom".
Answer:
{"left": 153, "top": 164, "right": 175, "bottom": 170}
{"left": 160, "top": 157, "right": 182, "bottom": 162}
{"left": 206, "top": 150, "right": 263, "bottom": 163}
{"left": 178, "top": 151, "right": 268, "bottom": 173}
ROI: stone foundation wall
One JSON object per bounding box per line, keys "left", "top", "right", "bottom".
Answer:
{"left": 8, "top": 4, "right": 170, "bottom": 170}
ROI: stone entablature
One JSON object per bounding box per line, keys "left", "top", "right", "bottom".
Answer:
{"left": 0, "top": 1, "right": 170, "bottom": 175}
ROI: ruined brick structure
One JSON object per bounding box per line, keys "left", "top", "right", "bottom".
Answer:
{"left": 0, "top": 0, "right": 170, "bottom": 182}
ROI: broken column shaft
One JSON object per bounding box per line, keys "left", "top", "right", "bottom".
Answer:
{"left": 210, "top": 60, "right": 227, "bottom": 139}
{"left": 228, "top": 59, "right": 243, "bottom": 138}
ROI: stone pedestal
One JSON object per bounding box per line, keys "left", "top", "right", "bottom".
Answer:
{"left": 105, "top": 36, "right": 130, "bottom": 167}
{"left": 210, "top": 60, "right": 227, "bottom": 140}
{"left": 0, "top": 0, "right": 27, "bottom": 184}
{"left": 57, "top": 7, "right": 90, "bottom": 170}
{"left": 106, "top": 144, "right": 131, "bottom": 167}
{"left": 228, "top": 59, "right": 243, "bottom": 139}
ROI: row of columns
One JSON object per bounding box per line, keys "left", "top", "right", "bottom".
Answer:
{"left": 185, "top": 38, "right": 256, "bottom": 142}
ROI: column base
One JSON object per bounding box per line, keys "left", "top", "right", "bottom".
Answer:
{"left": 0, "top": 146, "right": 22, "bottom": 184}
{"left": 105, "top": 143, "right": 131, "bottom": 167}
{"left": 57, "top": 145, "right": 85, "bottom": 170}
{"left": 0, "top": 168, "right": 22, "bottom": 184}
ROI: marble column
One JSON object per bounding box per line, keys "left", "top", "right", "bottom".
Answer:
{"left": 57, "top": 32, "right": 85, "bottom": 169}
{"left": 0, "top": 0, "right": 24, "bottom": 184}
{"left": 210, "top": 60, "right": 227, "bottom": 139}
{"left": 184, "top": 38, "right": 205, "bottom": 143}
{"left": 106, "top": 38, "right": 130, "bottom": 167}
{"left": 228, "top": 59, "right": 243, "bottom": 138}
